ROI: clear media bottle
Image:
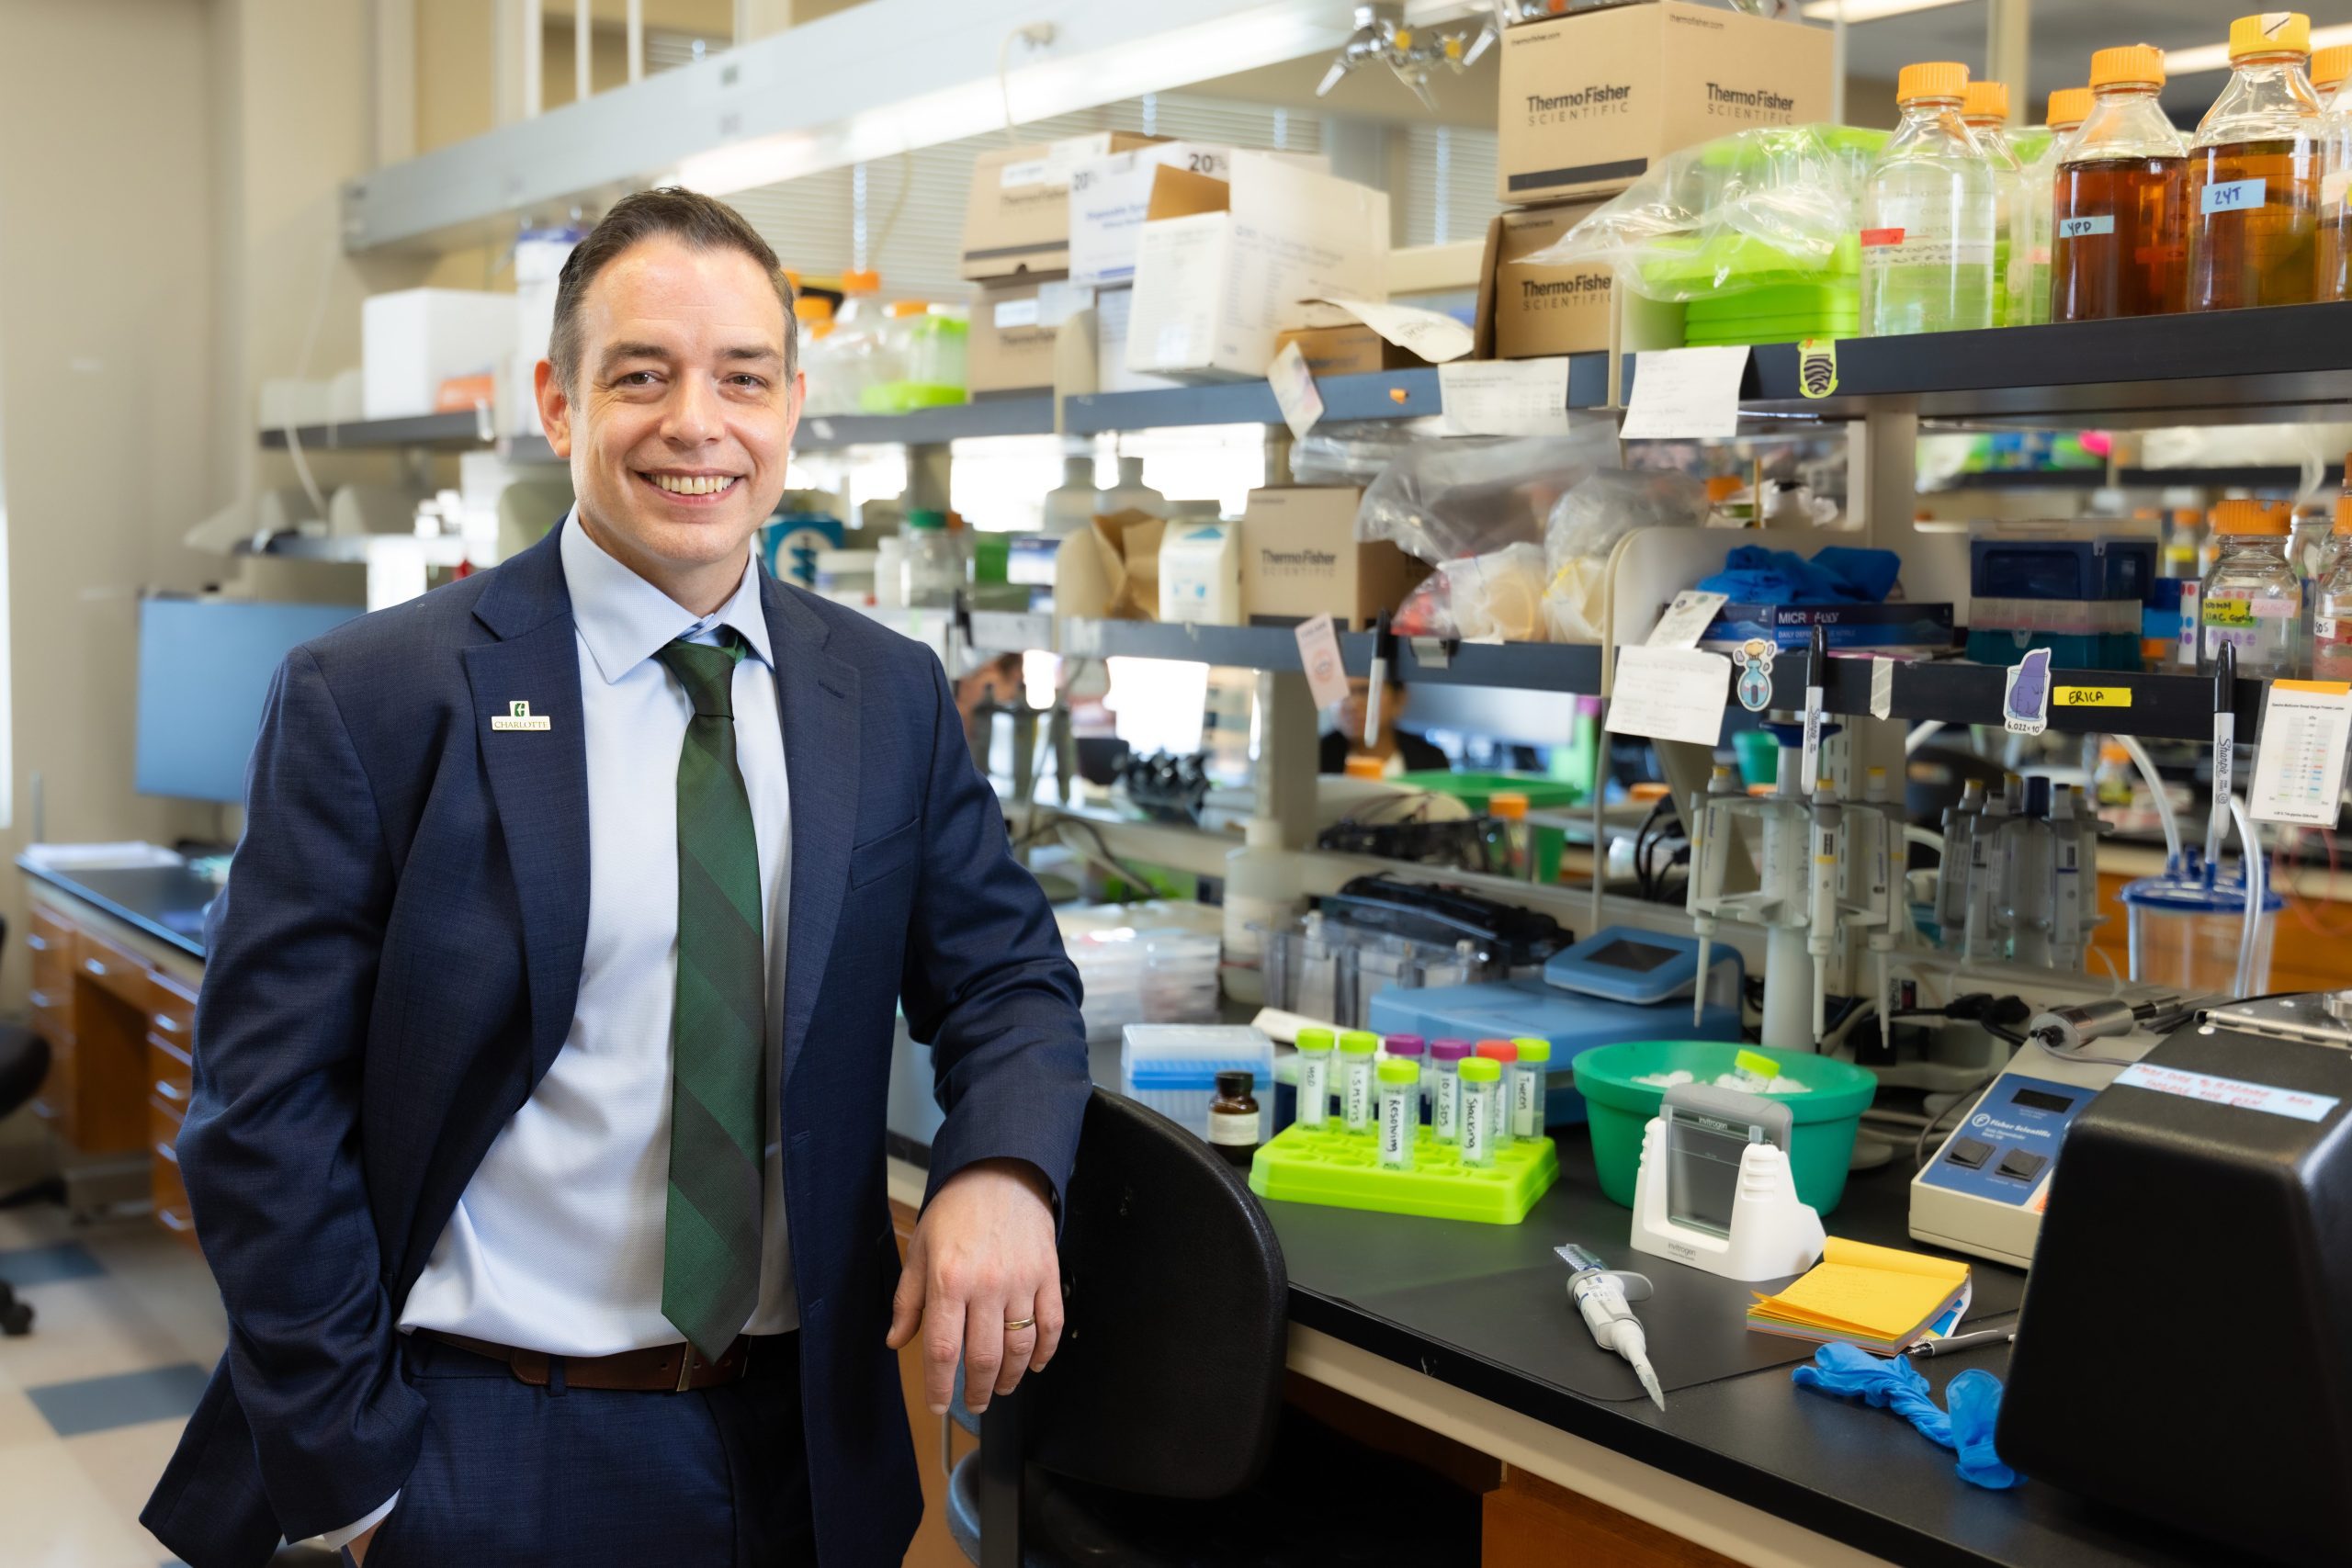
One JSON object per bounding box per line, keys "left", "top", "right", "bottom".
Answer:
{"left": 1961, "top": 80, "right": 2029, "bottom": 326}
{"left": 2053, "top": 46, "right": 2189, "bottom": 321}
{"left": 2023, "top": 88, "right": 2094, "bottom": 323}
{"left": 1207, "top": 1071, "right": 1261, "bottom": 1169}
{"left": 1862, "top": 62, "right": 1997, "bottom": 337}
{"left": 2200, "top": 498, "right": 2302, "bottom": 676}
{"left": 1428, "top": 1038, "right": 1471, "bottom": 1144}
{"left": 2314, "top": 44, "right": 2352, "bottom": 299}
{"left": 1294, "top": 1027, "right": 1334, "bottom": 1130}
{"left": 2188, "top": 13, "right": 2324, "bottom": 312}
{"left": 899, "top": 510, "right": 961, "bottom": 608}
{"left": 2312, "top": 497, "right": 2352, "bottom": 679}
{"left": 1457, "top": 1056, "right": 1502, "bottom": 1168}
{"left": 1375, "top": 1059, "right": 1420, "bottom": 1172}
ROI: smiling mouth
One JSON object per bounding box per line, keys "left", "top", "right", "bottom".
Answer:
{"left": 639, "top": 470, "right": 743, "bottom": 501}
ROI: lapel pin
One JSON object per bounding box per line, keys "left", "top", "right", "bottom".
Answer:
{"left": 492, "top": 699, "right": 553, "bottom": 732}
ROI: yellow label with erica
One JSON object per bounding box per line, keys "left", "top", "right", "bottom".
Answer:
{"left": 2054, "top": 685, "right": 2132, "bottom": 707}
{"left": 2203, "top": 599, "right": 2256, "bottom": 628}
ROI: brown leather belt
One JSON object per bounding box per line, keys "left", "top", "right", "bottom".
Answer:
{"left": 418, "top": 1328, "right": 762, "bottom": 1393}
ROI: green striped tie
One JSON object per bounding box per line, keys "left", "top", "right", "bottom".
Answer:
{"left": 655, "top": 631, "right": 766, "bottom": 1363}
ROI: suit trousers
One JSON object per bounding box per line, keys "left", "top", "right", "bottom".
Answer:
{"left": 347, "top": 1331, "right": 815, "bottom": 1567}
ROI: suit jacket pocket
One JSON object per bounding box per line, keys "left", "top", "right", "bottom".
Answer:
{"left": 847, "top": 817, "right": 921, "bottom": 889}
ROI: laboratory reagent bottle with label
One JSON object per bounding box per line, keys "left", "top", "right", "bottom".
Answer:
{"left": 1428, "top": 1038, "right": 1470, "bottom": 1144}
{"left": 1509, "top": 1037, "right": 1552, "bottom": 1140}
{"left": 1862, "top": 62, "right": 1996, "bottom": 337}
{"left": 899, "top": 511, "right": 961, "bottom": 608}
{"left": 2188, "top": 13, "right": 2323, "bottom": 312}
{"left": 2312, "top": 497, "right": 2352, "bottom": 678}
{"left": 1375, "top": 1060, "right": 1420, "bottom": 1172}
{"left": 2314, "top": 44, "right": 2352, "bottom": 298}
{"left": 2200, "top": 498, "right": 2302, "bottom": 676}
{"left": 1457, "top": 1057, "right": 1502, "bottom": 1168}
{"left": 2024, "top": 88, "right": 2094, "bottom": 323}
{"left": 1207, "top": 1071, "right": 1261, "bottom": 1169}
{"left": 2053, "top": 46, "right": 2189, "bottom": 321}
{"left": 1294, "top": 1028, "right": 1334, "bottom": 1130}
{"left": 1962, "top": 80, "right": 2029, "bottom": 326}
{"left": 1339, "top": 1032, "right": 1379, "bottom": 1134}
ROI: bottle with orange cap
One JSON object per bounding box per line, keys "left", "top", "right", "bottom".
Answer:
{"left": 2188, "top": 12, "right": 2324, "bottom": 311}
{"left": 2314, "top": 44, "right": 2352, "bottom": 298}
{"left": 2313, "top": 496, "right": 2352, "bottom": 679}
{"left": 1960, "top": 81, "right": 2029, "bottom": 325}
{"left": 2023, "top": 87, "right": 2094, "bottom": 323}
{"left": 2053, "top": 44, "right": 2189, "bottom": 321}
{"left": 1861, "top": 62, "right": 1996, "bottom": 336}
{"left": 2199, "top": 497, "right": 2302, "bottom": 676}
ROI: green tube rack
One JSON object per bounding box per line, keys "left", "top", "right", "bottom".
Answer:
{"left": 1247, "top": 1123, "right": 1560, "bottom": 1224}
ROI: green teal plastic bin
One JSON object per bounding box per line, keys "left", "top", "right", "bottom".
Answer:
{"left": 1570, "top": 1041, "right": 1878, "bottom": 1215}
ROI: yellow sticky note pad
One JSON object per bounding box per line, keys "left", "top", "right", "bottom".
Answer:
{"left": 1749, "top": 1238, "right": 1969, "bottom": 1340}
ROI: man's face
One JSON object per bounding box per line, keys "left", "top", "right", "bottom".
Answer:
{"left": 536, "top": 235, "right": 800, "bottom": 585}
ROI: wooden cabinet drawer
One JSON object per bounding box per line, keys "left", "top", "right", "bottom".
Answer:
{"left": 28, "top": 983, "right": 74, "bottom": 1052}
{"left": 149, "top": 968, "right": 198, "bottom": 1051}
{"left": 31, "top": 1042, "right": 76, "bottom": 1136}
{"left": 27, "top": 906, "right": 76, "bottom": 976}
{"left": 148, "top": 1038, "right": 194, "bottom": 1115}
{"left": 149, "top": 1114, "right": 199, "bottom": 1254}
{"left": 74, "top": 926, "right": 150, "bottom": 1010}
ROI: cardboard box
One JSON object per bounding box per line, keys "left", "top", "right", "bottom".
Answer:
{"left": 1496, "top": 2, "right": 1835, "bottom": 206}
{"left": 962, "top": 131, "right": 1160, "bottom": 282}
{"left": 1474, "top": 201, "right": 1617, "bottom": 359}
{"left": 1093, "top": 287, "right": 1183, "bottom": 395}
{"left": 362, "top": 288, "right": 516, "bottom": 420}
{"left": 1159, "top": 521, "right": 1242, "bottom": 624}
{"left": 1272, "top": 322, "right": 1421, "bottom": 378}
{"left": 968, "top": 276, "right": 1100, "bottom": 396}
{"left": 1054, "top": 511, "right": 1166, "bottom": 621}
{"left": 1238, "top": 487, "right": 1430, "bottom": 629}
{"left": 1125, "top": 154, "right": 1390, "bottom": 381}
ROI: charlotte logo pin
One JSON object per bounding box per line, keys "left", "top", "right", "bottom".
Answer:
{"left": 492, "top": 700, "right": 552, "bottom": 732}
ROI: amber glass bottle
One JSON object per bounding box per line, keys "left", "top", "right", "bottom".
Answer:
{"left": 2052, "top": 45, "right": 2189, "bottom": 321}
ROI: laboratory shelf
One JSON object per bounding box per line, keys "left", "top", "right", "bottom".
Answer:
{"left": 1057, "top": 617, "right": 1605, "bottom": 693}
{"left": 1063, "top": 356, "right": 1611, "bottom": 434}
{"left": 257, "top": 411, "right": 490, "bottom": 450}
{"left": 1929, "top": 466, "right": 2343, "bottom": 493}
{"left": 795, "top": 396, "right": 1057, "bottom": 450}
{"left": 1767, "top": 656, "right": 2265, "bottom": 745}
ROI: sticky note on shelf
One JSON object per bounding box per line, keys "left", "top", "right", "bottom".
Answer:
{"left": 1606, "top": 645, "right": 1730, "bottom": 748}
{"left": 1438, "top": 358, "right": 1569, "bottom": 435}
{"left": 1619, "top": 345, "right": 1748, "bottom": 441}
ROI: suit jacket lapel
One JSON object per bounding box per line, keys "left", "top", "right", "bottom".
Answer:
{"left": 762, "top": 572, "right": 860, "bottom": 1091}
{"left": 463, "top": 525, "right": 593, "bottom": 1089}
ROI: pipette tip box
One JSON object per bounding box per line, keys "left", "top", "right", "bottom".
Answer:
{"left": 1247, "top": 1124, "right": 1559, "bottom": 1224}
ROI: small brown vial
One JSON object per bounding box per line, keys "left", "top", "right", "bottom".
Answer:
{"left": 1207, "top": 1070, "right": 1261, "bottom": 1168}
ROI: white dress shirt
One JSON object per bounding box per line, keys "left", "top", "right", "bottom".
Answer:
{"left": 333, "top": 517, "right": 797, "bottom": 1549}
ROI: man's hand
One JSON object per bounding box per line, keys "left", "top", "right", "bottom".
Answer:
{"left": 886, "top": 1158, "right": 1061, "bottom": 1415}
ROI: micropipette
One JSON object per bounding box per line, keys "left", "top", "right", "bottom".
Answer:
{"left": 2203, "top": 641, "right": 2237, "bottom": 877}
{"left": 1800, "top": 625, "right": 1827, "bottom": 794}
{"left": 1686, "top": 765, "right": 1739, "bottom": 1027}
{"left": 1862, "top": 767, "right": 1906, "bottom": 1046}
{"left": 1806, "top": 780, "right": 1841, "bottom": 1045}
{"left": 1364, "top": 609, "right": 1396, "bottom": 747}
{"left": 1555, "top": 1244, "right": 1664, "bottom": 1410}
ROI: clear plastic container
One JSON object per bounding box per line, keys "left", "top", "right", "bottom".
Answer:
{"left": 2315, "top": 44, "right": 2352, "bottom": 298}
{"left": 1339, "top": 1031, "right": 1378, "bottom": 1134}
{"left": 1376, "top": 1058, "right": 1420, "bottom": 1171}
{"left": 2054, "top": 46, "right": 2190, "bottom": 321}
{"left": 1294, "top": 1027, "right": 1334, "bottom": 1130}
{"left": 899, "top": 510, "right": 961, "bottom": 609}
{"left": 2188, "top": 13, "right": 2324, "bottom": 312}
{"left": 815, "top": 270, "right": 886, "bottom": 416}
{"left": 1096, "top": 455, "right": 1165, "bottom": 518}
{"left": 1862, "top": 62, "right": 1996, "bottom": 337}
{"left": 1120, "top": 1023, "right": 1275, "bottom": 1145}
{"left": 1962, "top": 80, "right": 2030, "bottom": 326}
{"left": 1457, "top": 1056, "right": 1502, "bottom": 1168}
{"left": 2199, "top": 498, "right": 2301, "bottom": 675}
{"left": 2314, "top": 496, "right": 2352, "bottom": 678}
{"left": 2122, "top": 872, "right": 2281, "bottom": 996}
{"left": 2022, "top": 87, "right": 2093, "bottom": 324}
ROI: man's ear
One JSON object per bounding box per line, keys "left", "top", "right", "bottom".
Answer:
{"left": 534, "top": 359, "right": 572, "bottom": 457}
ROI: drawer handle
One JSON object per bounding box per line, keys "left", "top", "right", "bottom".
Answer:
{"left": 157, "top": 1206, "right": 195, "bottom": 1234}
{"left": 28, "top": 988, "right": 54, "bottom": 1010}
{"left": 153, "top": 1012, "right": 184, "bottom": 1034}
{"left": 154, "top": 1078, "right": 188, "bottom": 1103}
{"left": 84, "top": 957, "right": 107, "bottom": 978}
{"left": 26, "top": 933, "right": 48, "bottom": 953}
{"left": 154, "top": 1139, "right": 179, "bottom": 1165}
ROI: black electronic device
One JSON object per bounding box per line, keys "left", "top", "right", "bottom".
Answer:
{"left": 1320, "top": 874, "right": 1567, "bottom": 969}
{"left": 1997, "top": 996, "right": 2352, "bottom": 1568}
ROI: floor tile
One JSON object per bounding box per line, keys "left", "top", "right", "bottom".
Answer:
{"left": 64, "top": 1416, "right": 186, "bottom": 1546}
{"left": 26, "top": 1363, "right": 209, "bottom": 1438}
{"left": 0, "top": 1241, "right": 107, "bottom": 1285}
{"left": 0, "top": 1436, "right": 168, "bottom": 1568}
{"left": 0, "top": 1275, "right": 189, "bottom": 1388}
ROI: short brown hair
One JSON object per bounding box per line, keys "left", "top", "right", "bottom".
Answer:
{"left": 548, "top": 186, "right": 799, "bottom": 393}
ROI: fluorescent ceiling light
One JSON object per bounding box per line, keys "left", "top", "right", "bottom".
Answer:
{"left": 2167, "top": 24, "right": 2352, "bottom": 77}
{"left": 1799, "top": 0, "right": 1969, "bottom": 22}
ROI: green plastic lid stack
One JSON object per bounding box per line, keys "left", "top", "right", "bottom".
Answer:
{"left": 1376, "top": 1058, "right": 1420, "bottom": 1087}
{"left": 1295, "top": 1028, "right": 1336, "bottom": 1055}
{"left": 1510, "top": 1037, "right": 1554, "bottom": 1064}
{"left": 1460, "top": 1057, "right": 1502, "bottom": 1084}
{"left": 1339, "top": 1031, "right": 1379, "bottom": 1055}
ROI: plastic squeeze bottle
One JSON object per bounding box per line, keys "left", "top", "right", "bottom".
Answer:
{"left": 1961, "top": 80, "right": 2029, "bottom": 326}
{"left": 1862, "top": 62, "right": 1996, "bottom": 337}
{"left": 2188, "top": 12, "right": 2324, "bottom": 311}
{"left": 2053, "top": 45, "right": 2189, "bottom": 321}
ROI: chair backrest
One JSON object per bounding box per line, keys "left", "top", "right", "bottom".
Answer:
{"left": 1024, "top": 1087, "right": 1288, "bottom": 1499}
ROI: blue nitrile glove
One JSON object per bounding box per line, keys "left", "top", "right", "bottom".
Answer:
{"left": 1792, "top": 1343, "right": 2023, "bottom": 1491}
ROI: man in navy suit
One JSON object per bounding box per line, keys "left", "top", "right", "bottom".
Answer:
{"left": 142, "top": 188, "right": 1090, "bottom": 1567}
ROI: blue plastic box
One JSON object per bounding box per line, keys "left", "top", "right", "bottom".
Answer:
{"left": 1970, "top": 536, "right": 2156, "bottom": 602}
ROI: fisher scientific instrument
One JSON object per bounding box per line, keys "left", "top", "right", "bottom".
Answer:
{"left": 1631, "top": 1083, "right": 1826, "bottom": 1282}
{"left": 1908, "top": 993, "right": 2183, "bottom": 1269}
{"left": 1315, "top": 3, "right": 1494, "bottom": 111}
{"left": 1999, "top": 992, "right": 2352, "bottom": 1568}
{"left": 1555, "top": 1244, "right": 1665, "bottom": 1411}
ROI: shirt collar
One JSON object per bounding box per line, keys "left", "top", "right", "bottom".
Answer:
{"left": 559, "top": 508, "right": 775, "bottom": 684}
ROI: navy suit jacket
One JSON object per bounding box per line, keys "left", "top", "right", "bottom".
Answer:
{"left": 141, "top": 522, "right": 1091, "bottom": 1568}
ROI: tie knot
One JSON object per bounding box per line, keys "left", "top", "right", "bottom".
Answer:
{"left": 656, "top": 630, "right": 745, "bottom": 717}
